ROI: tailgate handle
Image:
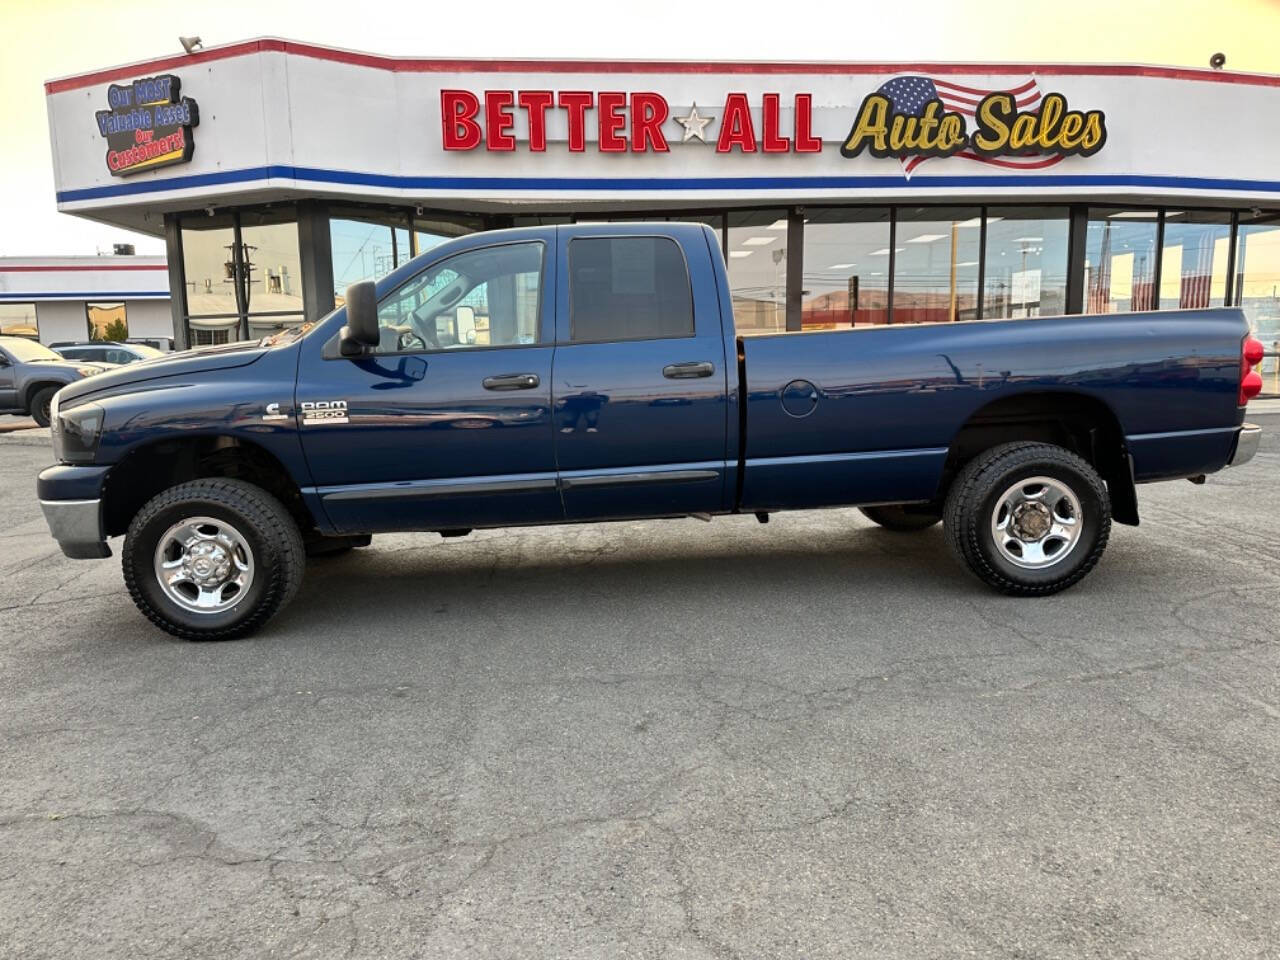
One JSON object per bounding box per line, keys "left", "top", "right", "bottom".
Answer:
{"left": 663, "top": 361, "right": 715, "bottom": 379}
{"left": 482, "top": 373, "right": 540, "bottom": 391}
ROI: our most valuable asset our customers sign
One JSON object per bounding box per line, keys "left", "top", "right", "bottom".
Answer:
{"left": 94, "top": 74, "right": 199, "bottom": 177}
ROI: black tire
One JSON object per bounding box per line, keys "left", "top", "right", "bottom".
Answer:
{"left": 859, "top": 504, "right": 942, "bottom": 532}
{"left": 943, "top": 442, "right": 1111, "bottom": 596}
{"left": 122, "top": 478, "right": 305, "bottom": 640}
{"left": 29, "top": 386, "right": 57, "bottom": 427}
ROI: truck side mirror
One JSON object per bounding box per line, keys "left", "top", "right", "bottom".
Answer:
{"left": 339, "top": 280, "right": 380, "bottom": 357}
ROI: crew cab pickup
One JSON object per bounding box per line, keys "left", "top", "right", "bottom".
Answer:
{"left": 36, "top": 223, "right": 1265, "bottom": 639}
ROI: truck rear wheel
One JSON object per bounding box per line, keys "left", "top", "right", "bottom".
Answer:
{"left": 859, "top": 504, "right": 941, "bottom": 532}
{"left": 944, "top": 442, "right": 1110, "bottom": 596}
{"left": 122, "top": 478, "right": 305, "bottom": 640}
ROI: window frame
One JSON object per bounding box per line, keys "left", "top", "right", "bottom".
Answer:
{"left": 368, "top": 239, "right": 548, "bottom": 358}
{"left": 565, "top": 233, "right": 697, "bottom": 345}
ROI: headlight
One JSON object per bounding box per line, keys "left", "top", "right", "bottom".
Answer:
{"left": 77, "top": 366, "right": 100, "bottom": 378}
{"left": 52, "top": 401, "right": 105, "bottom": 464}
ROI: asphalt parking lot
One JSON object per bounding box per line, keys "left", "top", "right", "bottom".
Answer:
{"left": 1, "top": 415, "right": 1278, "bottom": 959}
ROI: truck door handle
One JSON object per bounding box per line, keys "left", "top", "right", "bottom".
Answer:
{"left": 482, "top": 373, "right": 540, "bottom": 391}
{"left": 662, "top": 362, "right": 715, "bottom": 379}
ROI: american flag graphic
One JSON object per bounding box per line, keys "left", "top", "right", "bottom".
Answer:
{"left": 876, "top": 75, "right": 1065, "bottom": 177}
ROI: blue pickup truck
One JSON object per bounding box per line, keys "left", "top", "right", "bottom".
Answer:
{"left": 37, "top": 223, "right": 1264, "bottom": 639}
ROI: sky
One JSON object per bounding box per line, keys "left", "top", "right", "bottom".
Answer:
{"left": 3, "top": 0, "right": 1280, "bottom": 257}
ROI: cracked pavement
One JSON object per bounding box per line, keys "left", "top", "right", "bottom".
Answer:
{"left": 1, "top": 415, "right": 1278, "bottom": 958}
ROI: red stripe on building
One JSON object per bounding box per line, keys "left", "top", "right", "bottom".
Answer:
{"left": 0, "top": 264, "right": 167, "bottom": 273}
{"left": 932, "top": 77, "right": 1038, "bottom": 97}
{"left": 43, "top": 38, "right": 1280, "bottom": 94}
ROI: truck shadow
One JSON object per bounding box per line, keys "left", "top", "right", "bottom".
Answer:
{"left": 272, "top": 515, "right": 1124, "bottom": 649}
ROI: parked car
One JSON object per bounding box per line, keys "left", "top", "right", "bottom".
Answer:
{"left": 126, "top": 336, "right": 175, "bottom": 353}
{"left": 0, "top": 335, "right": 114, "bottom": 426}
{"left": 50, "top": 341, "right": 165, "bottom": 365}
{"left": 36, "top": 223, "right": 1264, "bottom": 639}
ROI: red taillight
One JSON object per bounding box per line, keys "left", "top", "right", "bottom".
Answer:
{"left": 1240, "top": 335, "right": 1265, "bottom": 405}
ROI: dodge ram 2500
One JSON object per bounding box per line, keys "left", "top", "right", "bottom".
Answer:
{"left": 36, "top": 223, "right": 1264, "bottom": 639}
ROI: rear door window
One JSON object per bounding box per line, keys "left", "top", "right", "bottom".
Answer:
{"left": 568, "top": 237, "right": 694, "bottom": 343}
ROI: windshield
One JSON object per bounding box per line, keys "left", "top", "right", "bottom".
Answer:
{"left": 0, "top": 338, "right": 62, "bottom": 362}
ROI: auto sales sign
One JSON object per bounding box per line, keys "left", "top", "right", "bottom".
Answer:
{"left": 439, "top": 77, "right": 1106, "bottom": 176}
{"left": 95, "top": 74, "right": 199, "bottom": 177}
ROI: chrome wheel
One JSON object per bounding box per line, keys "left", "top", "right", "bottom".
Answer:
{"left": 989, "top": 476, "right": 1083, "bottom": 570}
{"left": 152, "top": 516, "right": 255, "bottom": 613}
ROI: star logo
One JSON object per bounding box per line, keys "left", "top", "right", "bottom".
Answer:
{"left": 673, "top": 103, "right": 715, "bottom": 143}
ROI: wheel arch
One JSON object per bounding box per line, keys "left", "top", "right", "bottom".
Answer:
{"left": 22, "top": 380, "right": 65, "bottom": 411}
{"left": 942, "top": 390, "right": 1138, "bottom": 526}
{"left": 102, "top": 434, "right": 316, "bottom": 538}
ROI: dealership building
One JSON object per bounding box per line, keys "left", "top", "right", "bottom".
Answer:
{"left": 0, "top": 255, "right": 172, "bottom": 346}
{"left": 40, "top": 38, "right": 1280, "bottom": 374}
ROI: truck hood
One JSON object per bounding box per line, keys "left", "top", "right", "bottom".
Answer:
{"left": 54, "top": 339, "right": 269, "bottom": 406}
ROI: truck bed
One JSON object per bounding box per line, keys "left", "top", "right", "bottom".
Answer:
{"left": 737, "top": 308, "right": 1247, "bottom": 511}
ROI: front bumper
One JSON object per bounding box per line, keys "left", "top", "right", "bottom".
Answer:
{"left": 1228, "top": 423, "right": 1262, "bottom": 468}
{"left": 39, "top": 498, "right": 110, "bottom": 559}
{"left": 37, "top": 464, "right": 113, "bottom": 559}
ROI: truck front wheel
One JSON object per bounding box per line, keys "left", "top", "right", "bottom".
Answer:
{"left": 122, "top": 478, "right": 305, "bottom": 640}
{"left": 943, "top": 442, "right": 1111, "bottom": 596}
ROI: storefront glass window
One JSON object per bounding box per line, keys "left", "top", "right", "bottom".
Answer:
{"left": 87, "top": 302, "right": 128, "bottom": 341}
{"left": 1084, "top": 209, "right": 1158, "bottom": 313}
{"left": 1160, "top": 211, "right": 1231, "bottom": 310}
{"left": 413, "top": 214, "right": 482, "bottom": 259}
{"left": 982, "top": 207, "right": 1070, "bottom": 319}
{"left": 667, "top": 213, "right": 725, "bottom": 234}
{"left": 802, "top": 208, "right": 890, "bottom": 328}
{"left": 892, "top": 207, "right": 981, "bottom": 323}
{"left": 330, "top": 209, "right": 413, "bottom": 292}
{"left": 727, "top": 209, "right": 788, "bottom": 336}
{"left": 247, "top": 314, "right": 306, "bottom": 339}
{"left": 0, "top": 302, "right": 38, "bottom": 338}
{"left": 1235, "top": 211, "right": 1280, "bottom": 385}
{"left": 180, "top": 208, "right": 303, "bottom": 342}
{"left": 181, "top": 214, "right": 239, "bottom": 318}
{"left": 191, "top": 327, "right": 232, "bottom": 347}
{"left": 239, "top": 212, "right": 305, "bottom": 320}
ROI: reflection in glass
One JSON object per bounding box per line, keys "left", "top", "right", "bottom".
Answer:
{"left": 892, "top": 207, "right": 981, "bottom": 323}
{"left": 239, "top": 215, "right": 305, "bottom": 318}
{"left": 727, "top": 209, "right": 788, "bottom": 336}
{"left": 983, "top": 207, "right": 1070, "bottom": 319}
{"left": 0, "top": 302, "right": 39, "bottom": 338}
{"left": 247, "top": 313, "right": 305, "bottom": 339}
{"left": 331, "top": 212, "right": 410, "bottom": 292}
{"left": 413, "top": 215, "right": 481, "bottom": 260}
{"left": 1084, "top": 210, "right": 1157, "bottom": 313}
{"left": 1160, "top": 211, "right": 1230, "bottom": 310}
{"left": 87, "top": 302, "right": 128, "bottom": 341}
{"left": 1235, "top": 211, "right": 1280, "bottom": 386}
{"left": 666, "top": 213, "right": 725, "bottom": 233}
{"left": 191, "top": 325, "right": 234, "bottom": 347}
{"left": 802, "top": 208, "right": 890, "bottom": 328}
{"left": 181, "top": 214, "right": 238, "bottom": 317}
